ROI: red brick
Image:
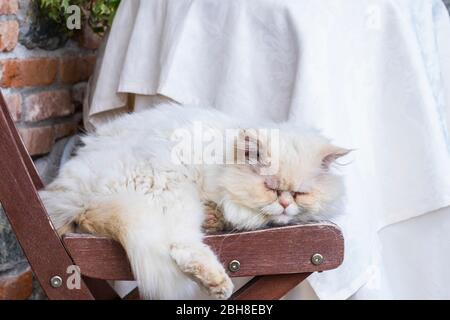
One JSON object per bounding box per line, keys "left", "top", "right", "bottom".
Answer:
{"left": 0, "top": 20, "right": 19, "bottom": 52}
{"left": 0, "top": 0, "right": 18, "bottom": 15}
{"left": 60, "top": 55, "right": 96, "bottom": 84}
{"left": 4, "top": 92, "right": 21, "bottom": 121}
{"left": 55, "top": 121, "right": 78, "bottom": 139}
{"left": 24, "top": 90, "right": 74, "bottom": 122}
{"left": 0, "top": 265, "right": 33, "bottom": 300}
{"left": 19, "top": 126, "right": 55, "bottom": 155}
{"left": 0, "top": 58, "right": 58, "bottom": 88}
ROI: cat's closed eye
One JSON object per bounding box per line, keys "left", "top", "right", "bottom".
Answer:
{"left": 264, "top": 187, "right": 310, "bottom": 197}
{"left": 294, "top": 191, "right": 309, "bottom": 197}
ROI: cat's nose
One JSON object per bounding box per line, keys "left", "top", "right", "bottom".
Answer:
{"left": 279, "top": 199, "right": 290, "bottom": 209}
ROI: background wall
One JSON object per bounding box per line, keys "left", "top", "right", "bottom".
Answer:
{"left": 0, "top": 0, "right": 100, "bottom": 299}
{"left": 0, "top": 0, "right": 99, "bottom": 156}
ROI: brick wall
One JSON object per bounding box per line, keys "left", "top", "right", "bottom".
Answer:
{"left": 0, "top": 0, "right": 100, "bottom": 299}
{"left": 0, "top": 0, "right": 99, "bottom": 156}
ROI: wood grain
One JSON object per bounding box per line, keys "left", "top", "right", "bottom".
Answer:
{"left": 231, "top": 273, "right": 311, "bottom": 300}
{"left": 0, "top": 92, "right": 94, "bottom": 299}
{"left": 0, "top": 93, "right": 43, "bottom": 189}
{"left": 83, "top": 277, "right": 120, "bottom": 300}
{"left": 64, "top": 223, "right": 344, "bottom": 280}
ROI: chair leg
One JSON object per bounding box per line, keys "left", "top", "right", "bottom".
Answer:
{"left": 123, "top": 287, "right": 140, "bottom": 300}
{"left": 83, "top": 277, "right": 120, "bottom": 300}
{"left": 230, "top": 273, "right": 311, "bottom": 300}
{"left": 87, "top": 273, "right": 309, "bottom": 300}
{"left": 122, "top": 273, "right": 309, "bottom": 300}
{"left": 0, "top": 103, "right": 94, "bottom": 300}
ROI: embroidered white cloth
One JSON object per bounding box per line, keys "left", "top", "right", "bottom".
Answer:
{"left": 85, "top": 0, "right": 450, "bottom": 299}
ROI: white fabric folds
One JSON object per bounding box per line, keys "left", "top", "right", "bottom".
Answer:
{"left": 85, "top": 0, "right": 450, "bottom": 299}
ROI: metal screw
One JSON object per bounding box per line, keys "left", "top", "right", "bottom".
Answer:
{"left": 228, "top": 260, "right": 241, "bottom": 272}
{"left": 50, "top": 275, "right": 63, "bottom": 288}
{"left": 311, "top": 253, "right": 324, "bottom": 266}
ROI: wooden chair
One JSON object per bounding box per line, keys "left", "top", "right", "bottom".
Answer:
{"left": 0, "top": 91, "right": 344, "bottom": 300}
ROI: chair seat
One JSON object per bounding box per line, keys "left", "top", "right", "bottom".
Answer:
{"left": 63, "top": 222, "right": 344, "bottom": 280}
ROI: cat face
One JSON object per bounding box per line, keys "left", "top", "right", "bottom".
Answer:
{"left": 220, "top": 127, "right": 350, "bottom": 228}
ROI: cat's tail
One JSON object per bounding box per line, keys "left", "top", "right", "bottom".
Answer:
{"left": 39, "top": 190, "right": 198, "bottom": 299}
{"left": 39, "top": 188, "right": 88, "bottom": 235}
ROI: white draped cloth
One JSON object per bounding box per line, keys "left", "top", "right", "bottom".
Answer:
{"left": 85, "top": 0, "right": 450, "bottom": 299}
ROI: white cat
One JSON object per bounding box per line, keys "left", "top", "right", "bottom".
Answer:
{"left": 39, "top": 104, "right": 349, "bottom": 299}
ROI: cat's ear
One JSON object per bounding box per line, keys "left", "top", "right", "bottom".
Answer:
{"left": 235, "top": 129, "right": 267, "bottom": 166}
{"left": 321, "top": 145, "right": 352, "bottom": 169}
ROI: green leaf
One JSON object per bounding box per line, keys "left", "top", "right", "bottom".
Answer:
{"left": 38, "top": 0, "right": 120, "bottom": 35}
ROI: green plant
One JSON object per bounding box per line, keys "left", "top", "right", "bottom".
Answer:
{"left": 38, "top": 0, "right": 121, "bottom": 35}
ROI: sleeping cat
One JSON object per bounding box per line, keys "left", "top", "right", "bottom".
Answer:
{"left": 39, "top": 104, "right": 349, "bottom": 299}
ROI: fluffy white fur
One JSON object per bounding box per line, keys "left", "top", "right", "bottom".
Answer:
{"left": 39, "top": 104, "right": 349, "bottom": 299}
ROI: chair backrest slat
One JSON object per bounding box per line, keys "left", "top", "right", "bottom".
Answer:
{"left": 0, "top": 94, "right": 43, "bottom": 189}
{"left": 0, "top": 91, "right": 94, "bottom": 299}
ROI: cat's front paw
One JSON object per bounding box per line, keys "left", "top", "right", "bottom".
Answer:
{"left": 207, "top": 272, "right": 234, "bottom": 299}
{"left": 202, "top": 201, "right": 227, "bottom": 233}
{"left": 170, "top": 243, "right": 234, "bottom": 299}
